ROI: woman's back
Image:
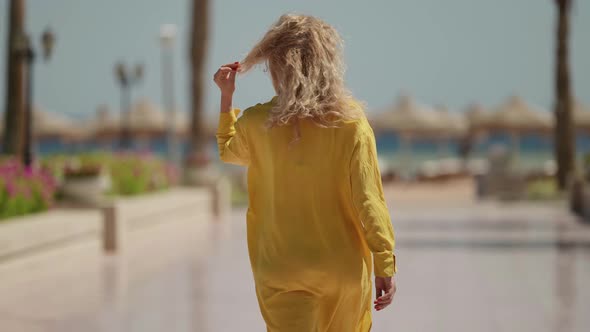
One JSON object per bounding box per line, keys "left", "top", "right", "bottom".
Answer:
{"left": 216, "top": 95, "right": 395, "bottom": 331}
{"left": 239, "top": 97, "right": 370, "bottom": 280}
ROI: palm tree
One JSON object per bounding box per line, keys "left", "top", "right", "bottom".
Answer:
{"left": 553, "top": 0, "right": 575, "bottom": 190}
{"left": 186, "top": 0, "right": 209, "bottom": 172}
{"left": 2, "top": 0, "right": 26, "bottom": 156}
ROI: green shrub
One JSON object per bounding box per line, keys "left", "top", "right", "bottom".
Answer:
{"left": 526, "top": 178, "right": 558, "bottom": 201}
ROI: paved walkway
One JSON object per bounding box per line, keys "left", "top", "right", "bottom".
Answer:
{"left": 1, "top": 200, "right": 590, "bottom": 331}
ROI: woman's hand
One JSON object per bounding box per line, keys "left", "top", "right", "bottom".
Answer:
{"left": 213, "top": 62, "right": 240, "bottom": 96}
{"left": 374, "top": 276, "right": 396, "bottom": 311}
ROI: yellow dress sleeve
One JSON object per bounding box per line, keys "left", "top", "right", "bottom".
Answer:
{"left": 350, "top": 123, "right": 397, "bottom": 277}
{"left": 216, "top": 108, "right": 250, "bottom": 166}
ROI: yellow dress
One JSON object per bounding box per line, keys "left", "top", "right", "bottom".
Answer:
{"left": 216, "top": 97, "right": 397, "bottom": 332}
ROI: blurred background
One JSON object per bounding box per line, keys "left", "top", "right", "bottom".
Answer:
{"left": 0, "top": 0, "right": 589, "bottom": 331}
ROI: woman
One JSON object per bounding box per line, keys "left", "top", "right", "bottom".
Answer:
{"left": 214, "top": 14, "right": 397, "bottom": 332}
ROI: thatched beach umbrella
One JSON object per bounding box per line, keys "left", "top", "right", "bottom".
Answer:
{"left": 573, "top": 100, "right": 590, "bottom": 131}
{"left": 465, "top": 103, "right": 491, "bottom": 132}
{"left": 483, "top": 96, "right": 552, "bottom": 157}
{"left": 174, "top": 111, "right": 193, "bottom": 137}
{"left": 89, "top": 100, "right": 170, "bottom": 142}
{"left": 33, "top": 108, "right": 85, "bottom": 141}
{"left": 462, "top": 103, "right": 493, "bottom": 157}
{"left": 433, "top": 106, "right": 467, "bottom": 138}
{"left": 485, "top": 96, "right": 552, "bottom": 133}
{"left": 431, "top": 106, "right": 468, "bottom": 157}
{"left": 89, "top": 104, "right": 119, "bottom": 140}
{"left": 372, "top": 95, "right": 440, "bottom": 137}
{"left": 371, "top": 95, "right": 441, "bottom": 176}
{"left": 128, "top": 98, "right": 167, "bottom": 136}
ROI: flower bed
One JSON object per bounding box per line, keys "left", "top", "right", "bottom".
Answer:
{"left": 43, "top": 152, "right": 179, "bottom": 197}
{"left": 0, "top": 158, "right": 57, "bottom": 220}
{"left": 109, "top": 152, "right": 179, "bottom": 195}
{"left": 0, "top": 153, "right": 178, "bottom": 220}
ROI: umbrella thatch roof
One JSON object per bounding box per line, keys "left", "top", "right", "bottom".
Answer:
{"left": 89, "top": 99, "right": 172, "bottom": 138}
{"left": 574, "top": 100, "right": 590, "bottom": 130}
{"left": 371, "top": 95, "right": 440, "bottom": 136}
{"left": 33, "top": 107, "right": 86, "bottom": 140}
{"left": 128, "top": 98, "right": 167, "bottom": 133}
{"left": 172, "top": 111, "right": 194, "bottom": 136}
{"left": 88, "top": 104, "right": 119, "bottom": 138}
{"left": 432, "top": 106, "right": 467, "bottom": 137}
{"left": 477, "top": 96, "right": 552, "bottom": 133}
{"left": 465, "top": 103, "right": 491, "bottom": 130}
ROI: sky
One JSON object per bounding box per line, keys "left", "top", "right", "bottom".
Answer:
{"left": 0, "top": 0, "right": 589, "bottom": 120}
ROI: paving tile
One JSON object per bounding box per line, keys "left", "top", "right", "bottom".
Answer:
{"left": 0, "top": 200, "right": 589, "bottom": 332}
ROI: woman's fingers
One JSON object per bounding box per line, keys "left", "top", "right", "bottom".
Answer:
{"left": 375, "top": 294, "right": 393, "bottom": 305}
{"left": 214, "top": 62, "right": 240, "bottom": 79}
{"left": 376, "top": 286, "right": 395, "bottom": 304}
{"left": 374, "top": 284, "right": 384, "bottom": 310}
{"left": 375, "top": 285, "right": 383, "bottom": 300}
{"left": 225, "top": 61, "right": 240, "bottom": 70}
{"left": 213, "top": 62, "right": 240, "bottom": 96}
{"left": 374, "top": 297, "right": 391, "bottom": 308}
{"left": 229, "top": 69, "right": 237, "bottom": 81}
{"left": 216, "top": 65, "right": 239, "bottom": 75}
{"left": 220, "top": 62, "right": 240, "bottom": 71}
{"left": 380, "top": 296, "right": 393, "bottom": 305}
{"left": 375, "top": 295, "right": 392, "bottom": 310}
{"left": 374, "top": 280, "right": 396, "bottom": 311}
{"left": 214, "top": 67, "right": 235, "bottom": 82}
{"left": 215, "top": 67, "right": 232, "bottom": 76}
{"left": 376, "top": 293, "right": 392, "bottom": 303}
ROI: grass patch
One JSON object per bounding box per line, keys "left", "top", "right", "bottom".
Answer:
{"left": 526, "top": 178, "right": 560, "bottom": 201}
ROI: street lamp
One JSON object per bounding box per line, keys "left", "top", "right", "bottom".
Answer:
{"left": 41, "top": 28, "right": 55, "bottom": 61}
{"left": 159, "top": 24, "right": 180, "bottom": 166}
{"left": 14, "top": 27, "right": 55, "bottom": 167}
{"left": 114, "top": 62, "right": 143, "bottom": 149}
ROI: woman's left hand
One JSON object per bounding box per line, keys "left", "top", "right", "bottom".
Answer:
{"left": 214, "top": 62, "right": 240, "bottom": 96}
{"left": 374, "top": 276, "right": 396, "bottom": 311}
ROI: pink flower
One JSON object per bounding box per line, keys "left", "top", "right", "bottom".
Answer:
{"left": 0, "top": 158, "right": 57, "bottom": 208}
{"left": 23, "top": 166, "right": 34, "bottom": 179}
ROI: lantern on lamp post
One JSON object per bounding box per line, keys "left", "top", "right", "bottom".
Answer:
{"left": 114, "top": 62, "right": 144, "bottom": 149}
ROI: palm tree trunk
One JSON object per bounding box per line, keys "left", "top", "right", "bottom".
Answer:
{"left": 2, "top": 0, "right": 26, "bottom": 156}
{"left": 553, "top": 0, "right": 575, "bottom": 190}
{"left": 186, "top": 0, "right": 209, "bottom": 167}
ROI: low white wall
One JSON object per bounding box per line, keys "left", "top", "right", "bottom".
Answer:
{"left": 102, "top": 187, "right": 213, "bottom": 253}
{"left": 0, "top": 209, "right": 103, "bottom": 262}
{"left": 0, "top": 187, "right": 216, "bottom": 263}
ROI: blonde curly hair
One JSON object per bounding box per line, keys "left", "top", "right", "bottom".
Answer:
{"left": 240, "top": 14, "right": 364, "bottom": 142}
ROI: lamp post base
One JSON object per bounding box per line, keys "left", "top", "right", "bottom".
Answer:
{"left": 183, "top": 163, "right": 220, "bottom": 186}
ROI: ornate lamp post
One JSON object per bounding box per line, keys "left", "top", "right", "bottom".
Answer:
{"left": 114, "top": 62, "right": 143, "bottom": 149}
{"left": 159, "top": 24, "right": 180, "bottom": 166}
{"left": 14, "top": 27, "right": 55, "bottom": 166}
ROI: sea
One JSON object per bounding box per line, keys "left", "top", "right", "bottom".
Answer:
{"left": 10, "top": 132, "right": 590, "bottom": 174}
